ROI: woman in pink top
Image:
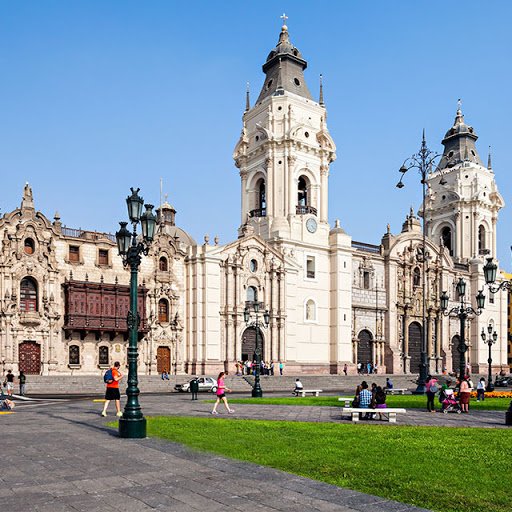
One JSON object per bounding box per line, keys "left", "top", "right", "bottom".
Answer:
{"left": 211, "top": 372, "right": 235, "bottom": 415}
{"left": 459, "top": 377, "right": 471, "bottom": 413}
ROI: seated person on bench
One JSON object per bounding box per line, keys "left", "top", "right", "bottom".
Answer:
{"left": 293, "top": 378, "right": 304, "bottom": 395}
{"left": 359, "top": 381, "right": 373, "bottom": 418}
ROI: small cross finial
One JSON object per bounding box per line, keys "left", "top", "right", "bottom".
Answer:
{"left": 280, "top": 13, "right": 288, "bottom": 27}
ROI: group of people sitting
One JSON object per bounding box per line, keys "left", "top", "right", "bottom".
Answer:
{"left": 352, "top": 381, "right": 388, "bottom": 419}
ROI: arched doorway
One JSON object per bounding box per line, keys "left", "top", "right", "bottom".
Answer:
{"left": 357, "top": 330, "right": 373, "bottom": 366}
{"left": 241, "top": 327, "right": 264, "bottom": 362}
{"left": 19, "top": 341, "right": 41, "bottom": 374}
{"left": 157, "top": 346, "right": 171, "bottom": 374}
{"left": 451, "top": 335, "right": 461, "bottom": 373}
{"left": 408, "top": 322, "right": 422, "bottom": 374}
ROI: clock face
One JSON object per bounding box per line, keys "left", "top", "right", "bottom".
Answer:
{"left": 306, "top": 218, "right": 317, "bottom": 233}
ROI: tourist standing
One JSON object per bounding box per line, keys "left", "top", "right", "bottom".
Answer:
{"left": 211, "top": 372, "right": 234, "bottom": 414}
{"left": 279, "top": 361, "right": 284, "bottom": 375}
{"left": 19, "top": 371, "right": 26, "bottom": 396}
{"left": 459, "top": 377, "right": 471, "bottom": 413}
{"left": 343, "top": 363, "right": 348, "bottom": 376}
{"left": 101, "top": 361, "right": 123, "bottom": 417}
{"left": 190, "top": 377, "right": 199, "bottom": 400}
{"left": 476, "top": 377, "right": 486, "bottom": 401}
{"left": 425, "top": 375, "right": 439, "bottom": 412}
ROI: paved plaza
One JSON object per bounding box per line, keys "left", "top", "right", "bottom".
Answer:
{"left": 1, "top": 393, "right": 508, "bottom": 512}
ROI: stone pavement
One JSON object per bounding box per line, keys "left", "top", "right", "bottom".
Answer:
{"left": 3, "top": 392, "right": 505, "bottom": 512}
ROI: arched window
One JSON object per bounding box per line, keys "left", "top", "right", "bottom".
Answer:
{"left": 158, "top": 299, "right": 169, "bottom": 323}
{"left": 99, "top": 346, "right": 109, "bottom": 366}
{"left": 247, "top": 286, "right": 258, "bottom": 303}
{"left": 413, "top": 267, "right": 421, "bottom": 287}
{"left": 257, "top": 178, "right": 266, "bottom": 210}
{"left": 441, "top": 226, "right": 453, "bottom": 256}
{"left": 478, "top": 225, "right": 486, "bottom": 253}
{"left": 298, "top": 176, "right": 308, "bottom": 207}
{"left": 20, "top": 277, "right": 38, "bottom": 312}
{"left": 69, "top": 345, "right": 80, "bottom": 365}
{"left": 305, "top": 299, "right": 316, "bottom": 321}
{"left": 24, "top": 238, "right": 35, "bottom": 255}
{"left": 159, "top": 256, "right": 168, "bottom": 272}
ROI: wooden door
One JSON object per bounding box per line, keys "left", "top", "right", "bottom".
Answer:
{"left": 357, "top": 330, "right": 373, "bottom": 365}
{"left": 408, "top": 322, "right": 423, "bottom": 374}
{"left": 157, "top": 346, "right": 171, "bottom": 373}
{"left": 19, "top": 341, "right": 41, "bottom": 374}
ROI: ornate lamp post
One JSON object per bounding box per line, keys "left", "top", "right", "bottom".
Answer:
{"left": 396, "top": 131, "right": 442, "bottom": 393}
{"left": 243, "top": 301, "right": 270, "bottom": 398}
{"left": 481, "top": 324, "right": 497, "bottom": 392}
{"left": 440, "top": 278, "right": 485, "bottom": 381}
{"left": 115, "top": 187, "right": 156, "bottom": 439}
{"left": 482, "top": 256, "right": 512, "bottom": 425}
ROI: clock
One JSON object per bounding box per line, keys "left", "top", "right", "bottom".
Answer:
{"left": 306, "top": 218, "right": 317, "bottom": 233}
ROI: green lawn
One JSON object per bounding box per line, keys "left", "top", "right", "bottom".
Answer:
{"left": 139, "top": 416, "right": 511, "bottom": 512}
{"left": 220, "top": 394, "right": 511, "bottom": 410}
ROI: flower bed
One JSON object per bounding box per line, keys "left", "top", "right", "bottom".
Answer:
{"left": 470, "top": 390, "right": 512, "bottom": 398}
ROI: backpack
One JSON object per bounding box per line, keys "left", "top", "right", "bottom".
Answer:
{"left": 429, "top": 383, "right": 439, "bottom": 393}
{"left": 103, "top": 369, "right": 114, "bottom": 384}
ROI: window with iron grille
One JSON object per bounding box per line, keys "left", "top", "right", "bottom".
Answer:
{"left": 20, "top": 277, "right": 38, "bottom": 312}
{"left": 99, "top": 346, "right": 109, "bottom": 366}
{"left": 69, "top": 345, "right": 80, "bottom": 365}
{"left": 158, "top": 299, "right": 169, "bottom": 323}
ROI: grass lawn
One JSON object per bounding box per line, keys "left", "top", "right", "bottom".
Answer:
{"left": 221, "top": 395, "right": 512, "bottom": 410}
{"left": 136, "top": 416, "right": 511, "bottom": 512}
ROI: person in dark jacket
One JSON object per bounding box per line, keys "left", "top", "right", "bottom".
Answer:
{"left": 190, "top": 377, "right": 199, "bottom": 400}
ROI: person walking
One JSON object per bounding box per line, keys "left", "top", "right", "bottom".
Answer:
{"left": 459, "top": 377, "right": 471, "bottom": 413}
{"left": 476, "top": 377, "right": 486, "bottom": 401}
{"left": 343, "top": 363, "right": 348, "bottom": 376}
{"left": 279, "top": 361, "right": 284, "bottom": 376}
{"left": 190, "top": 377, "right": 199, "bottom": 400}
{"left": 4, "top": 370, "right": 14, "bottom": 396}
{"left": 18, "top": 371, "right": 26, "bottom": 396}
{"left": 425, "top": 375, "right": 439, "bottom": 412}
{"left": 101, "top": 361, "right": 123, "bottom": 417}
{"left": 211, "top": 372, "right": 234, "bottom": 414}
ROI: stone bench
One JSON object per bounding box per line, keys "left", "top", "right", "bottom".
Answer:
{"left": 337, "top": 397, "right": 355, "bottom": 407}
{"left": 293, "top": 389, "right": 323, "bottom": 397}
{"left": 384, "top": 388, "right": 407, "bottom": 395}
{"left": 342, "top": 407, "right": 407, "bottom": 423}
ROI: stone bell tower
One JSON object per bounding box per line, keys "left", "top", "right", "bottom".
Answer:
{"left": 233, "top": 17, "right": 336, "bottom": 245}
{"left": 425, "top": 104, "right": 504, "bottom": 261}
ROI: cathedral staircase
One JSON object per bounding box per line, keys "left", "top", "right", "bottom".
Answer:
{"left": 17, "top": 373, "right": 430, "bottom": 397}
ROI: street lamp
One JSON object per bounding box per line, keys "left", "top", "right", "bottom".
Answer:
{"left": 243, "top": 301, "right": 270, "bottom": 397}
{"left": 115, "top": 187, "right": 156, "bottom": 439}
{"left": 440, "top": 277, "right": 485, "bottom": 381}
{"left": 481, "top": 324, "right": 497, "bottom": 392}
{"left": 396, "top": 131, "right": 442, "bottom": 393}
{"left": 483, "top": 256, "right": 512, "bottom": 425}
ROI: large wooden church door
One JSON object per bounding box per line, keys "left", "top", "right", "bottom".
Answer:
{"left": 157, "top": 346, "right": 171, "bottom": 373}
{"left": 408, "top": 322, "right": 422, "bottom": 374}
{"left": 19, "top": 341, "right": 41, "bottom": 374}
{"left": 242, "top": 327, "right": 264, "bottom": 361}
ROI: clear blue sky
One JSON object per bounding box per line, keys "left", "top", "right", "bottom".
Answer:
{"left": 1, "top": 1, "right": 511, "bottom": 265}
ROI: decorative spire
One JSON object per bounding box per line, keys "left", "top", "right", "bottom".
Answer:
{"left": 455, "top": 98, "right": 464, "bottom": 125}
{"left": 487, "top": 146, "right": 492, "bottom": 169}
{"left": 319, "top": 74, "right": 324, "bottom": 106}
{"left": 245, "top": 82, "right": 250, "bottom": 112}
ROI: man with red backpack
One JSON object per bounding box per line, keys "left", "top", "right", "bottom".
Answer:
{"left": 101, "top": 361, "right": 123, "bottom": 417}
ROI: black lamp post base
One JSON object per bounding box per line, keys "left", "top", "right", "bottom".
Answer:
{"left": 412, "top": 384, "right": 426, "bottom": 395}
{"left": 119, "top": 417, "right": 147, "bottom": 438}
{"left": 252, "top": 387, "right": 263, "bottom": 398}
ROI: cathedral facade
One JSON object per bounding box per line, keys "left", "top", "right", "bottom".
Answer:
{"left": 0, "top": 24, "right": 508, "bottom": 377}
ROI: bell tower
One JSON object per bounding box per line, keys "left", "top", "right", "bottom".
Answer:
{"left": 425, "top": 104, "right": 504, "bottom": 260}
{"left": 233, "top": 18, "right": 336, "bottom": 244}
